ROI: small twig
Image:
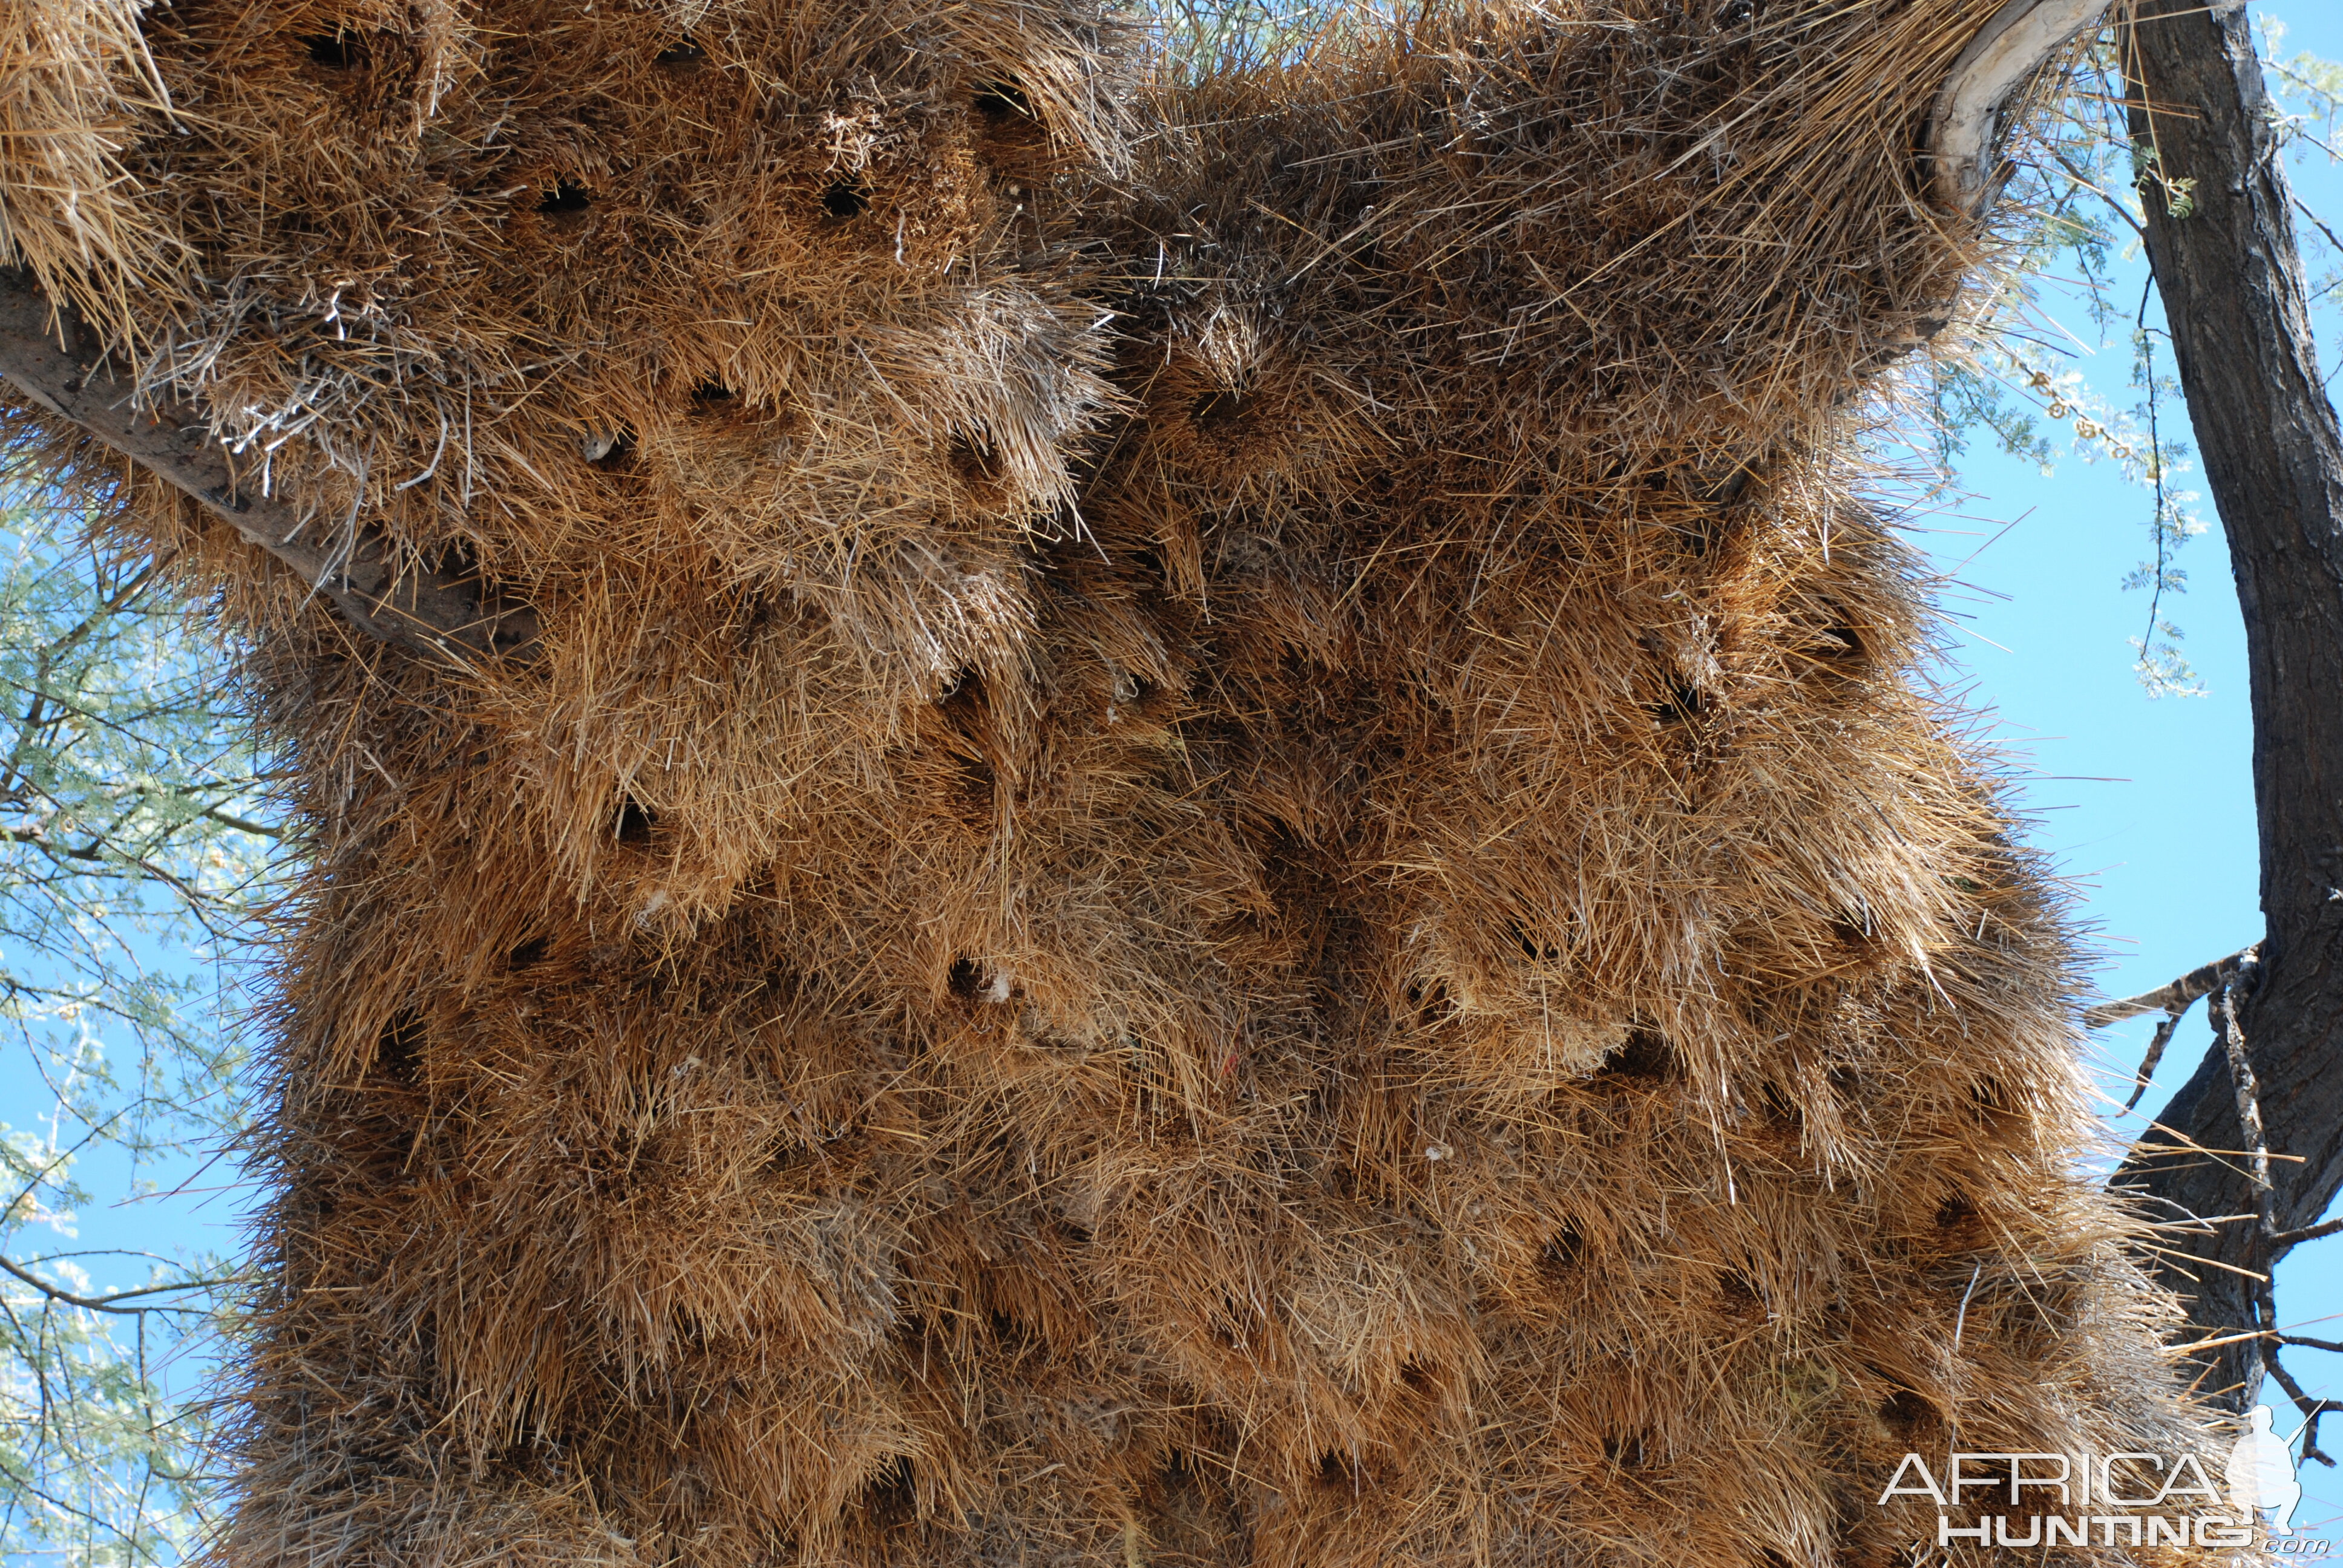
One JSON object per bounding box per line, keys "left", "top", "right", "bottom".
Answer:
{"left": 2135, "top": 1241, "right": 2269, "bottom": 1281}
{"left": 2125, "top": 1010, "right": 2182, "bottom": 1111}
{"left": 2273, "top": 1215, "right": 2343, "bottom": 1250}
{"left": 2050, "top": 144, "right": 2149, "bottom": 239}
{"left": 2294, "top": 191, "right": 2343, "bottom": 264}
{"left": 2135, "top": 270, "right": 2174, "bottom": 671}
{"left": 1953, "top": 1262, "right": 1984, "bottom": 1349}
{"left": 0, "top": 1253, "right": 234, "bottom": 1316}
{"left": 2174, "top": 1327, "right": 2279, "bottom": 1354}
{"left": 2261, "top": 1352, "right": 2343, "bottom": 1468}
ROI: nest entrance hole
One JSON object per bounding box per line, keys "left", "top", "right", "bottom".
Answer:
{"left": 986, "top": 1308, "right": 1032, "bottom": 1350}
{"left": 1314, "top": 1450, "right": 1363, "bottom": 1492}
{"left": 1878, "top": 1387, "right": 1935, "bottom": 1434}
{"left": 948, "top": 958, "right": 1013, "bottom": 1004}
{"left": 1599, "top": 1028, "right": 1676, "bottom": 1083}
{"left": 299, "top": 31, "right": 364, "bottom": 70}
{"left": 537, "top": 179, "right": 593, "bottom": 217}
{"left": 821, "top": 178, "right": 871, "bottom": 221}
{"left": 1188, "top": 389, "right": 1251, "bottom": 432}
{"left": 375, "top": 1009, "right": 425, "bottom": 1086}
{"left": 1401, "top": 979, "right": 1451, "bottom": 1027}
{"left": 1538, "top": 1224, "right": 1587, "bottom": 1282}
{"left": 1650, "top": 675, "right": 1703, "bottom": 727}
{"left": 861, "top": 1455, "right": 918, "bottom": 1528}
{"left": 1602, "top": 1429, "right": 1656, "bottom": 1471}
{"left": 949, "top": 431, "right": 1004, "bottom": 486}
{"left": 1803, "top": 606, "right": 1869, "bottom": 686}
{"left": 972, "top": 79, "right": 1047, "bottom": 157}
{"left": 1968, "top": 1074, "right": 2016, "bottom": 1133}
{"left": 585, "top": 428, "right": 634, "bottom": 469}
{"left": 973, "top": 80, "right": 1035, "bottom": 122}
{"left": 614, "top": 796, "right": 658, "bottom": 846}
{"left": 1828, "top": 910, "right": 1879, "bottom": 953}
{"left": 1670, "top": 511, "right": 1726, "bottom": 558}
{"left": 1820, "top": 624, "right": 1863, "bottom": 660}
{"left": 654, "top": 39, "right": 706, "bottom": 71}
{"left": 1509, "top": 918, "right": 1564, "bottom": 963}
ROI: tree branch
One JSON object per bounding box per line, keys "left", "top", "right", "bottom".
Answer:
{"left": 1928, "top": 0, "right": 2115, "bottom": 212}
{"left": 2083, "top": 942, "right": 2259, "bottom": 1027}
{"left": 0, "top": 1253, "right": 235, "bottom": 1316}
{"left": 2274, "top": 1215, "right": 2343, "bottom": 1250}
{"left": 0, "top": 269, "right": 539, "bottom": 668}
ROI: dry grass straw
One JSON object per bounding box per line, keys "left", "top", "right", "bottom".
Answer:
{"left": 0, "top": 0, "right": 181, "bottom": 341}
{"left": 0, "top": 0, "right": 2238, "bottom": 1564}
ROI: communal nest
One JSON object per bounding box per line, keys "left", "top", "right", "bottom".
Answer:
{"left": 0, "top": 0, "right": 2226, "bottom": 1564}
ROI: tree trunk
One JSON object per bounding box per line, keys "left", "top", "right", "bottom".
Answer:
{"left": 2115, "top": 0, "right": 2343, "bottom": 1411}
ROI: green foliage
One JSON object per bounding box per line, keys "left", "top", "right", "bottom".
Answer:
{"left": 0, "top": 509, "right": 275, "bottom": 1568}
{"left": 1918, "top": 37, "right": 2212, "bottom": 695}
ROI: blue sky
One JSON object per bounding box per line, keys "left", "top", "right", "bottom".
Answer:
{"left": 11, "top": 4, "right": 2343, "bottom": 1550}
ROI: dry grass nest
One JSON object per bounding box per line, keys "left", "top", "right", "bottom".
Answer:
{"left": 0, "top": 1, "right": 2230, "bottom": 1564}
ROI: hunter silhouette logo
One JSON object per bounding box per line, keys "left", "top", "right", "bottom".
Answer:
{"left": 2229, "top": 1405, "right": 2305, "bottom": 1537}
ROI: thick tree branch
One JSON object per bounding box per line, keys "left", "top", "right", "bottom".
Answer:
{"left": 0, "top": 269, "right": 539, "bottom": 667}
{"left": 2089, "top": 943, "right": 2258, "bottom": 1111}
{"left": 1929, "top": 0, "right": 2114, "bottom": 211}
{"left": 2113, "top": 0, "right": 2343, "bottom": 1413}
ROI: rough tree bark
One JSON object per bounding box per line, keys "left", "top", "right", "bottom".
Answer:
{"left": 2115, "top": 0, "right": 2343, "bottom": 1415}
